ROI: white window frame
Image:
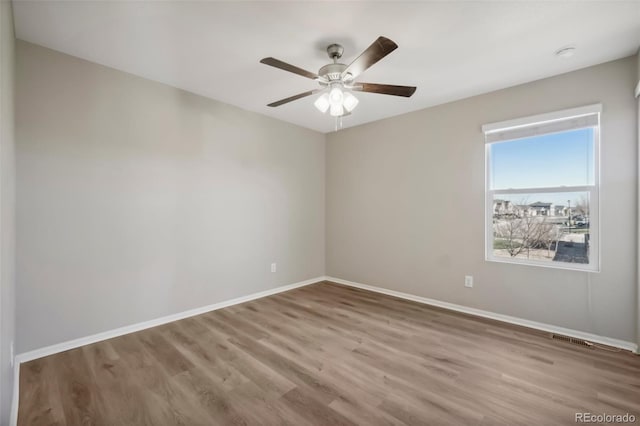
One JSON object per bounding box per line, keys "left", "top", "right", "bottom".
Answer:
{"left": 483, "top": 104, "right": 601, "bottom": 272}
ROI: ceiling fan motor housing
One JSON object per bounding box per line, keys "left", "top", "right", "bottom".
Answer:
{"left": 319, "top": 43, "right": 348, "bottom": 82}
{"left": 319, "top": 63, "right": 347, "bottom": 82}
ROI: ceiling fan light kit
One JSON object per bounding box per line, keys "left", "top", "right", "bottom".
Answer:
{"left": 260, "top": 36, "right": 416, "bottom": 124}
{"left": 316, "top": 85, "right": 358, "bottom": 117}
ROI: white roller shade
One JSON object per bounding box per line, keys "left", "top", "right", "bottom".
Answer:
{"left": 483, "top": 104, "right": 601, "bottom": 144}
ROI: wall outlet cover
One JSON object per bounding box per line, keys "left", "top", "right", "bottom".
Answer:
{"left": 464, "top": 276, "right": 473, "bottom": 288}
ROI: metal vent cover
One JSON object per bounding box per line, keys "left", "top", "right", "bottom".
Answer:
{"left": 551, "top": 333, "right": 593, "bottom": 347}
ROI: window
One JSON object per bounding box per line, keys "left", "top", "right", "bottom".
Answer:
{"left": 483, "top": 105, "right": 600, "bottom": 271}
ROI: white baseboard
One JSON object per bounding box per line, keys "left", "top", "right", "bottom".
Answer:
{"left": 9, "top": 360, "right": 19, "bottom": 426}
{"left": 15, "top": 276, "right": 326, "bottom": 365}
{"left": 326, "top": 276, "right": 638, "bottom": 353}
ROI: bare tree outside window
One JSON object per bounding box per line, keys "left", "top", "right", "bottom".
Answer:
{"left": 492, "top": 195, "right": 588, "bottom": 264}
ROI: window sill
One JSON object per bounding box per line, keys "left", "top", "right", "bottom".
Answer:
{"left": 485, "top": 256, "right": 600, "bottom": 273}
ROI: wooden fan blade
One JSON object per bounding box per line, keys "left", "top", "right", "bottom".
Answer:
{"left": 342, "top": 36, "right": 398, "bottom": 80}
{"left": 267, "top": 90, "right": 319, "bottom": 107}
{"left": 354, "top": 83, "right": 416, "bottom": 97}
{"left": 260, "top": 57, "right": 319, "bottom": 80}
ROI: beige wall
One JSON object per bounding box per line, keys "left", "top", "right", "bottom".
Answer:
{"left": 0, "top": 0, "right": 15, "bottom": 422}
{"left": 16, "top": 41, "right": 325, "bottom": 353}
{"left": 327, "top": 56, "right": 638, "bottom": 343}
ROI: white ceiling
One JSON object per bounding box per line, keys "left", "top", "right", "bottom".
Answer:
{"left": 13, "top": 1, "right": 640, "bottom": 134}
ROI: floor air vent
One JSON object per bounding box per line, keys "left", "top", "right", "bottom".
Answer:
{"left": 551, "top": 333, "right": 593, "bottom": 347}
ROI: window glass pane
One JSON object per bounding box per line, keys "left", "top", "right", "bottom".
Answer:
{"left": 492, "top": 192, "right": 591, "bottom": 265}
{"left": 489, "top": 128, "right": 594, "bottom": 190}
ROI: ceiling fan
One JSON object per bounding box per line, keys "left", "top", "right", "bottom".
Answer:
{"left": 260, "top": 36, "right": 416, "bottom": 118}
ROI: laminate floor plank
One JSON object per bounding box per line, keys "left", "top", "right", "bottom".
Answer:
{"left": 190, "top": 326, "right": 297, "bottom": 398}
{"left": 18, "top": 281, "right": 640, "bottom": 425}
{"left": 81, "top": 341, "right": 156, "bottom": 426}
{"left": 52, "top": 348, "right": 109, "bottom": 425}
{"left": 16, "top": 356, "right": 66, "bottom": 426}
{"left": 225, "top": 381, "right": 315, "bottom": 426}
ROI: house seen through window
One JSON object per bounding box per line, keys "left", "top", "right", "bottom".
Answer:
{"left": 483, "top": 105, "right": 600, "bottom": 271}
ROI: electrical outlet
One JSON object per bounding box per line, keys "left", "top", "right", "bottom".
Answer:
{"left": 271, "top": 263, "right": 277, "bottom": 273}
{"left": 10, "top": 342, "right": 14, "bottom": 367}
{"left": 464, "top": 275, "right": 473, "bottom": 288}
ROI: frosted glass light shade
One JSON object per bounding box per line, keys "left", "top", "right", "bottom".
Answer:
{"left": 329, "top": 87, "right": 344, "bottom": 107}
{"left": 314, "top": 93, "right": 330, "bottom": 113}
{"left": 343, "top": 92, "right": 359, "bottom": 112}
